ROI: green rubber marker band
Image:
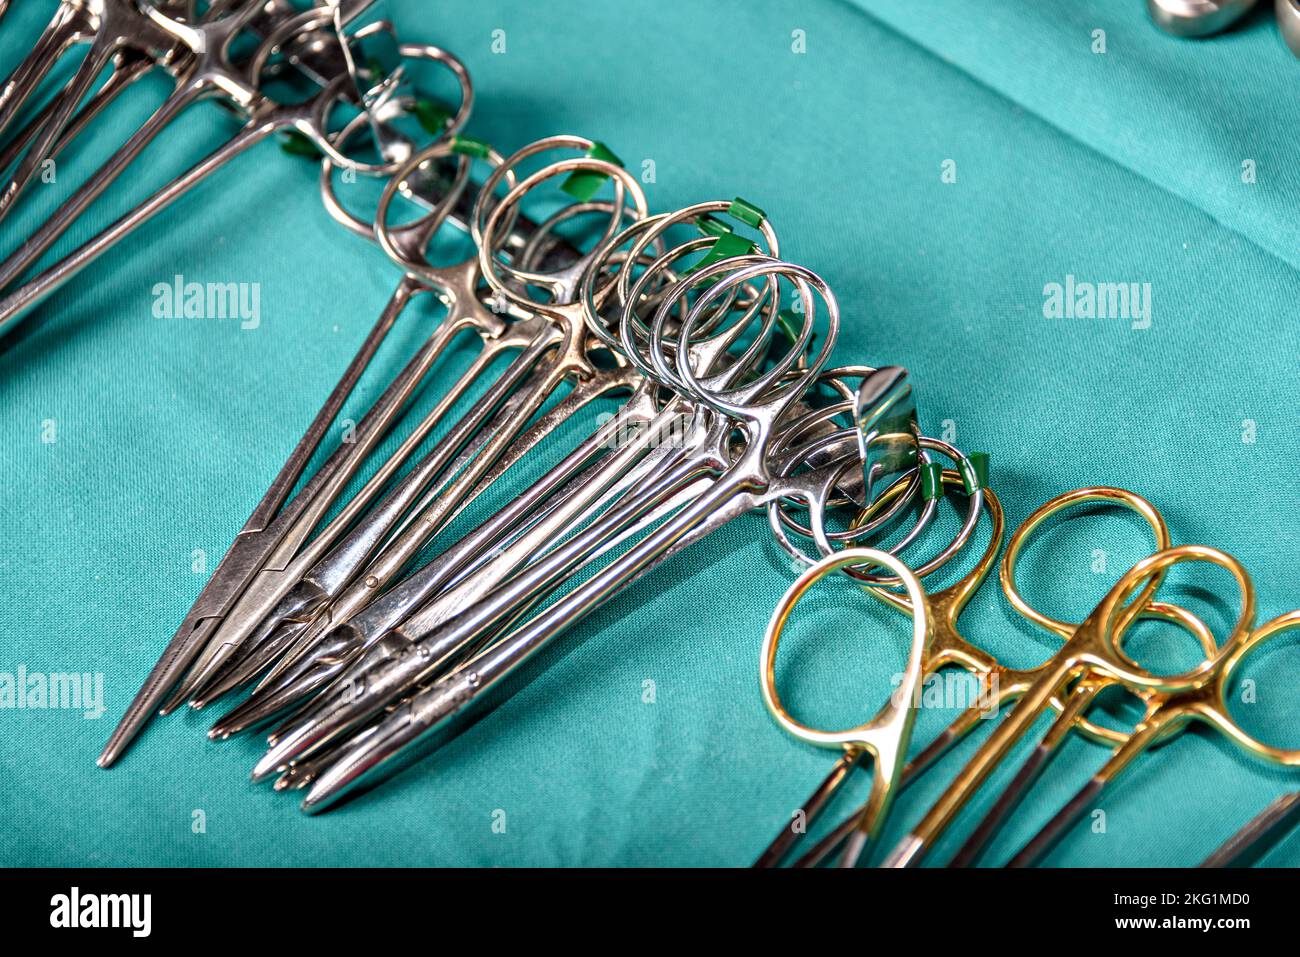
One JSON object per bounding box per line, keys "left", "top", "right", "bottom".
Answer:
{"left": 963, "top": 452, "right": 990, "bottom": 494}
{"left": 688, "top": 231, "right": 756, "bottom": 274}
{"left": 727, "top": 196, "right": 766, "bottom": 229}
{"left": 695, "top": 214, "right": 732, "bottom": 239}
{"left": 279, "top": 130, "right": 321, "bottom": 158}
{"left": 776, "top": 309, "right": 802, "bottom": 342}
{"left": 587, "top": 141, "right": 622, "bottom": 166}
{"left": 452, "top": 135, "right": 491, "bottom": 159}
{"left": 687, "top": 200, "right": 767, "bottom": 275}
{"left": 774, "top": 308, "right": 817, "bottom": 352}
{"left": 561, "top": 141, "right": 624, "bottom": 202}
{"left": 921, "top": 462, "right": 944, "bottom": 501}
{"left": 415, "top": 98, "right": 453, "bottom": 136}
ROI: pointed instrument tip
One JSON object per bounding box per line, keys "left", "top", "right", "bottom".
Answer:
{"left": 274, "top": 766, "right": 316, "bottom": 792}
{"left": 97, "top": 720, "right": 142, "bottom": 769}
{"left": 296, "top": 737, "right": 374, "bottom": 815}
{"left": 157, "top": 676, "right": 197, "bottom": 716}
{"left": 98, "top": 614, "right": 226, "bottom": 768}
{"left": 246, "top": 743, "right": 291, "bottom": 780}
{"left": 299, "top": 779, "right": 339, "bottom": 815}
{"left": 208, "top": 715, "right": 246, "bottom": 741}
{"left": 208, "top": 685, "right": 296, "bottom": 741}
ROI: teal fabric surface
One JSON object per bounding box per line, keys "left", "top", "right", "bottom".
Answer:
{"left": 1, "top": 0, "right": 1297, "bottom": 867}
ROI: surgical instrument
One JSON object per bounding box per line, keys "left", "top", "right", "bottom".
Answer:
{"left": 880, "top": 530, "right": 1256, "bottom": 866}
{"left": 1002, "top": 608, "right": 1300, "bottom": 867}
{"left": 759, "top": 547, "right": 935, "bottom": 868}
{"left": 244, "top": 206, "right": 782, "bottom": 777}
{"left": 1279, "top": 0, "right": 1300, "bottom": 53}
{"left": 1149, "top": 0, "right": 1300, "bottom": 58}
{"left": 97, "top": 25, "right": 475, "bottom": 766}
{"left": 756, "top": 480, "right": 1217, "bottom": 867}
{"left": 287, "top": 256, "right": 852, "bottom": 809}
{"left": 166, "top": 135, "right": 649, "bottom": 711}
{"left": 0, "top": 6, "right": 420, "bottom": 332}
{"left": 237, "top": 199, "right": 791, "bottom": 760}
{"left": 1200, "top": 788, "right": 1300, "bottom": 867}
{"left": 1148, "top": 0, "right": 1258, "bottom": 37}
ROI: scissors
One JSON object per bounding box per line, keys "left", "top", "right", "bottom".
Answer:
{"left": 756, "top": 410, "right": 1002, "bottom": 867}
{"left": 245, "top": 198, "right": 787, "bottom": 781}
{"left": 283, "top": 252, "right": 985, "bottom": 812}
{"left": 756, "top": 473, "right": 1222, "bottom": 866}
{"left": 251, "top": 248, "right": 834, "bottom": 803}
{"left": 208, "top": 153, "right": 664, "bottom": 736}
{"left": 0, "top": 6, "right": 418, "bottom": 332}
{"left": 194, "top": 133, "right": 648, "bottom": 714}
{"left": 878, "top": 497, "right": 1256, "bottom": 866}
{"left": 173, "top": 134, "right": 650, "bottom": 718}
{"left": 939, "top": 509, "right": 1237, "bottom": 866}
{"left": 754, "top": 460, "right": 987, "bottom": 867}
{"left": 96, "top": 25, "right": 475, "bottom": 766}
{"left": 759, "top": 547, "right": 936, "bottom": 868}
{"left": 999, "top": 607, "right": 1300, "bottom": 867}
